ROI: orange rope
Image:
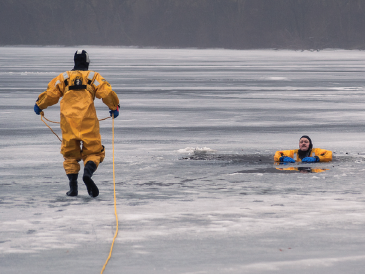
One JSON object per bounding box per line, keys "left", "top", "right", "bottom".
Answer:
{"left": 40, "top": 112, "right": 111, "bottom": 142}
{"left": 40, "top": 112, "right": 119, "bottom": 273}
{"left": 40, "top": 112, "right": 62, "bottom": 142}
{"left": 99, "top": 116, "right": 112, "bottom": 121}
{"left": 100, "top": 113, "right": 119, "bottom": 273}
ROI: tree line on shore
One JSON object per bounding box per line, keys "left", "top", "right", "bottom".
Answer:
{"left": 2, "top": 0, "right": 365, "bottom": 50}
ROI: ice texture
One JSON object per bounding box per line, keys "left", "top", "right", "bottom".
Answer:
{"left": 1, "top": 47, "right": 365, "bottom": 273}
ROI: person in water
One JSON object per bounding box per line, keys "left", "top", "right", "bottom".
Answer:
{"left": 274, "top": 135, "right": 332, "bottom": 163}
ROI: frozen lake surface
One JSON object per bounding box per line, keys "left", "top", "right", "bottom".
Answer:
{"left": 1, "top": 47, "right": 365, "bottom": 273}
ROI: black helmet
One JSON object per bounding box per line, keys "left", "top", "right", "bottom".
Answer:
{"left": 73, "top": 49, "right": 89, "bottom": 70}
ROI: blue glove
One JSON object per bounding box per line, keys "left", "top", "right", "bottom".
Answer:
{"left": 109, "top": 105, "right": 120, "bottom": 118}
{"left": 280, "top": 156, "right": 295, "bottom": 163}
{"left": 34, "top": 104, "right": 42, "bottom": 115}
{"left": 301, "top": 157, "right": 319, "bottom": 163}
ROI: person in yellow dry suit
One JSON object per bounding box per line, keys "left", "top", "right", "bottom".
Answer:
{"left": 34, "top": 50, "right": 120, "bottom": 198}
{"left": 274, "top": 135, "right": 332, "bottom": 163}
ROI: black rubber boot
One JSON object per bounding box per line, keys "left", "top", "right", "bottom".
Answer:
{"left": 66, "top": 174, "right": 78, "bottom": 196}
{"left": 83, "top": 161, "right": 99, "bottom": 197}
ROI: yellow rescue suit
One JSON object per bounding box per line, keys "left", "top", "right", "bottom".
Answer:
{"left": 274, "top": 148, "right": 332, "bottom": 162}
{"left": 36, "top": 70, "right": 119, "bottom": 174}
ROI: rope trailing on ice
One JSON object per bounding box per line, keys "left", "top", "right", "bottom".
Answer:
{"left": 40, "top": 112, "right": 119, "bottom": 273}
{"left": 100, "top": 113, "right": 119, "bottom": 274}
